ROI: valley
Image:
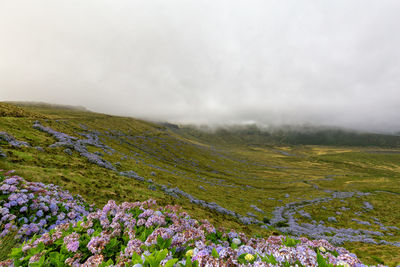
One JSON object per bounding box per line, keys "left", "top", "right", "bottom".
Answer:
{"left": 1, "top": 102, "right": 400, "bottom": 265}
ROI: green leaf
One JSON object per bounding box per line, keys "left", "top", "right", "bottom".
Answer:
{"left": 48, "top": 251, "right": 61, "bottom": 264}
{"left": 211, "top": 248, "right": 219, "bottom": 258}
{"left": 327, "top": 249, "right": 339, "bottom": 257}
{"left": 10, "top": 247, "right": 23, "bottom": 259}
{"left": 165, "top": 258, "right": 179, "bottom": 267}
{"left": 185, "top": 256, "right": 193, "bottom": 267}
{"left": 316, "top": 252, "right": 334, "bottom": 267}
{"left": 171, "top": 247, "right": 177, "bottom": 255}
{"left": 132, "top": 252, "right": 142, "bottom": 264}
{"left": 164, "top": 238, "right": 172, "bottom": 249}
{"left": 237, "top": 254, "right": 247, "bottom": 264}
{"left": 157, "top": 235, "right": 164, "bottom": 247}
{"left": 281, "top": 235, "right": 300, "bottom": 247}
{"left": 144, "top": 254, "right": 157, "bottom": 267}
{"left": 155, "top": 249, "right": 168, "bottom": 263}
{"left": 260, "top": 253, "right": 278, "bottom": 264}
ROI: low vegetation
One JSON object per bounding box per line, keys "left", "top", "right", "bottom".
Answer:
{"left": 1, "top": 172, "right": 362, "bottom": 266}
{"left": 1, "top": 102, "right": 400, "bottom": 265}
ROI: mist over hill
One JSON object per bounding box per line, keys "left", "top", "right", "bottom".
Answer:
{"left": 2, "top": 1, "right": 400, "bottom": 133}
{"left": 168, "top": 123, "right": 400, "bottom": 148}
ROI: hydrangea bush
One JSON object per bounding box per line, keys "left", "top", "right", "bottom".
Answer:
{"left": 0, "top": 172, "right": 368, "bottom": 266}
{"left": 2, "top": 204, "right": 367, "bottom": 266}
{"left": 0, "top": 170, "right": 92, "bottom": 240}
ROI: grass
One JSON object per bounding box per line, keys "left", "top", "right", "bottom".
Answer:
{"left": 0, "top": 231, "right": 19, "bottom": 261}
{"left": 1, "top": 102, "right": 400, "bottom": 264}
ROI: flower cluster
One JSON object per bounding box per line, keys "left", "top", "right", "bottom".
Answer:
{"left": 0, "top": 171, "right": 92, "bottom": 240}
{"left": 2, "top": 196, "right": 367, "bottom": 266}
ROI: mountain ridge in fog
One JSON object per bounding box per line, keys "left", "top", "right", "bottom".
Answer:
{"left": 5, "top": 101, "right": 399, "bottom": 148}
{"left": 172, "top": 123, "right": 400, "bottom": 148}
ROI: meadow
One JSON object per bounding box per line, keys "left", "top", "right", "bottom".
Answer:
{"left": 1, "top": 102, "right": 399, "bottom": 265}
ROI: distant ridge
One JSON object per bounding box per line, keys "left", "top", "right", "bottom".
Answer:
{"left": 0, "top": 102, "right": 47, "bottom": 118}
{"left": 5, "top": 101, "right": 89, "bottom": 111}
{"left": 174, "top": 124, "right": 400, "bottom": 148}
{"left": 3, "top": 101, "right": 400, "bottom": 148}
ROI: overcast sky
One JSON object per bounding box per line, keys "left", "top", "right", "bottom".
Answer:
{"left": 1, "top": 0, "right": 399, "bottom": 132}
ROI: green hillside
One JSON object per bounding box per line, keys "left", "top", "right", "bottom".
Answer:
{"left": 1, "top": 102, "right": 400, "bottom": 265}
{"left": 176, "top": 124, "right": 400, "bottom": 148}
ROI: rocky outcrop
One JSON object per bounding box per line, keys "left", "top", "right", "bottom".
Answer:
{"left": 0, "top": 131, "right": 30, "bottom": 147}
{"left": 33, "top": 121, "right": 116, "bottom": 171}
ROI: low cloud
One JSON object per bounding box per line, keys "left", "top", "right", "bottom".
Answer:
{"left": 1, "top": 0, "right": 399, "bottom": 132}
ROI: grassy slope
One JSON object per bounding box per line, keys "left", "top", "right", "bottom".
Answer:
{"left": 176, "top": 124, "right": 400, "bottom": 147}
{"left": 1, "top": 102, "right": 400, "bottom": 265}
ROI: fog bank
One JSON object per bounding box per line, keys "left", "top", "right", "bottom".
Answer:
{"left": 1, "top": 0, "right": 400, "bottom": 132}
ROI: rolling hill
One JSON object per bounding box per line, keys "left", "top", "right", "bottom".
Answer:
{"left": 1, "top": 102, "right": 400, "bottom": 265}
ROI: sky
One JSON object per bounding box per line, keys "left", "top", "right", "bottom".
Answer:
{"left": 1, "top": 0, "right": 400, "bottom": 132}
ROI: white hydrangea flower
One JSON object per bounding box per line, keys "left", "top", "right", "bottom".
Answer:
{"left": 232, "top": 238, "right": 241, "bottom": 245}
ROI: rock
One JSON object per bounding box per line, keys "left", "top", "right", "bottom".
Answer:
{"left": 64, "top": 148, "right": 73, "bottom": 155}
{"left": 363, "top": 202, "right": 374, "bottom": 210}
{"left": 298, "top": 210, "right": 312, "bottom": 219}
{"left": 246, "top": 212, "right": 257, "bottom": 218}
{"left": 239, "top": 217, "right": 253, "bottom": 225}
{"left": 0, "top": 132, "right": 13, "bottom": 143}
{"left": 250, "top": 205, "right": 265, "bottom": 214}
{"left": 148, "top": 185, "right": 157, "bottom": 191}
{"left": 328, "top": 217, "right": 337, "bottom": 223}
{"left": 0, "top": 131, "right": 30, "bottom": 147}
{"left": 82, "top": 152, "right": 115, "bottom": 170}
{"left": 33, "top": 121, "right": 116, "bottom": 171}
{"left": 94, "top": 151, "right": 104, "bottom": 157}
{"left": 0, "top": 148, "right": 6, "bottom": 158}
{"left": 352, "top": 219, "right": 371, "bottom": 226}
{"left": 119, "top": 171, "right": 144, "bottom": 181}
